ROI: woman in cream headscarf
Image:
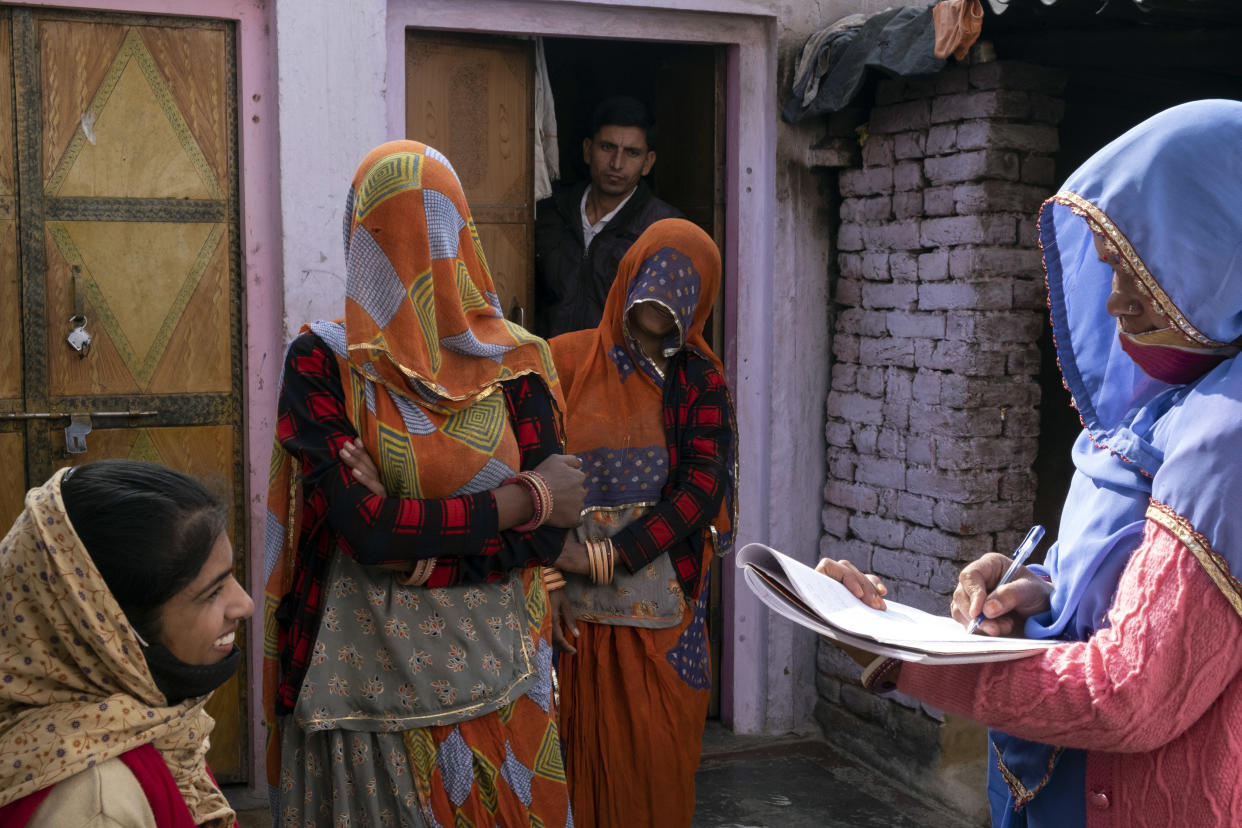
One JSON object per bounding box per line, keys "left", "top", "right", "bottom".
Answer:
{"left": 0, "top": 460, "right": 252, "bottom": 827}
{"left": 264, "top": 141, "right": 587, "bottom": 827}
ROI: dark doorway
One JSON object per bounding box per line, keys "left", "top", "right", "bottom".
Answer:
{"left": 542, "top": 38, "right": 723, "bottom": 241}
{"left": 542, "top": 37, "right": 728, "bottom": 717}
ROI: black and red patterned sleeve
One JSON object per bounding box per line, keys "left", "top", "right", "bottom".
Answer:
{"left": 609, "top": 353, "right": 733, "bottom": 596}
{"left": 271, "top": 337, "right": 563, "bottom": 713}
{"left": 278, "top": 332, "right": 506, "bottom": 568}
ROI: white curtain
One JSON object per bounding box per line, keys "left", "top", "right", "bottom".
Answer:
{"left": 533, "top": 37, "right": 560, "bottom": 203}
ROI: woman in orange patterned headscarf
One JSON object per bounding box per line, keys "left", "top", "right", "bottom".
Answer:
{"left": 263, "top": 141, "right": 588, "bottom": 828}
{"left": 549, "top": 218, "right": 737, "bottom": 828}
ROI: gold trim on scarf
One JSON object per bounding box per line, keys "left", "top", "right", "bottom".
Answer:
{"left": 1050, "top": 191, "right": 1227, "bottom": 347}
{"left": 622, "top": 296, "right": 686, "bottom": 364}
{"left": 1147, "top": 500, "right": 1242, "bottom": 620}
{"left": 347, "top": 344, "right": 553, "bottom": 408}
{"left": 580, "top": 501, "right": 660, "bottom": 518}
{"left": 992, "top": 741, "right": 1063, "bottom": 807}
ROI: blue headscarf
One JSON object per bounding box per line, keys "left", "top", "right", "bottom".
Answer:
{"left": 991, "top": 100, "right": 1242, "bottom": 826}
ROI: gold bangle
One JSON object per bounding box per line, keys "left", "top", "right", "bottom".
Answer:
{"left": 525, "top": 471, "right": 553, "bottom": 523}
{"left": 542, "top": 566, "right": 566, "bottom": 592}
{"left": 396, "top": 558, "right": 436, "bottom": 586}
{"left": 585, "top": 537, "right": 615, "bottom": 585}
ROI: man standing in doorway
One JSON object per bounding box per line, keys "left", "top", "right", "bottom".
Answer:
{"left": 534, "top": 96, "right": 683, "bottom": 338}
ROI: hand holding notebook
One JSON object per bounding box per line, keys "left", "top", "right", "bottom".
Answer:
{"left": 737, "top": 543, "right": 1059, "bottom": 664}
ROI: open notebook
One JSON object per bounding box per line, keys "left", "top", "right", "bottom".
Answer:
{"left": 738, "top": 543, "right": 1059, "bottom": 664}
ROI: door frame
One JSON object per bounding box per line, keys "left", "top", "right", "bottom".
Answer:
{"left": 384, "top": 0, "right": 786, "bottom": 735}
{"left": 16, "top": 0, "right": 283, "bottom": 787}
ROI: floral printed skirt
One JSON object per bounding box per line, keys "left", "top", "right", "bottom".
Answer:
{"left": 278, "top": 565, "right": 572, "bottom": 828}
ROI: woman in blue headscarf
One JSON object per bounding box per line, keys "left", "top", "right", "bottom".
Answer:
{"left": 819, "top": 99, "right": 1242, "bottom": 826}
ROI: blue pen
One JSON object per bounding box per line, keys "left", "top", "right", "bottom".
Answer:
{"left": 966, "top": 525, "right": 1045, "bottom": 634}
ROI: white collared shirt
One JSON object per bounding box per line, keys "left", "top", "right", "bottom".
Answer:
{"left": 580, "top": 186, "right": 637, "bottom": 252}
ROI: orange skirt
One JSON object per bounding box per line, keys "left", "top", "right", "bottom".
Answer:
{"left": 558, "top": 568, "right": 712, "bottom": 828}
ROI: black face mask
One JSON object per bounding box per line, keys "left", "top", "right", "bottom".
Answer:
{"left": 142, "top": 642, "right": 241, "bottom": 705}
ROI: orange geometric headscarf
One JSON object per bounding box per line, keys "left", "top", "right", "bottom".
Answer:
{"left": 263, "top": 142, "right": 563, "bottom": 785}
{"left": 342, "top": 140, "right": 559, "bottom": 411}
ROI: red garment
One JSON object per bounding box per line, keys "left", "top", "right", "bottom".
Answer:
{"left": 0, "top": 744, "right": 225, "bottom": 828}
{"left": 0, "top": 787, "right": 50, "bottom": 827}
{"left": 900, "top": 521, "right": 1242, "bottom": 826}
{"left": 559, "top": 603, "right": 711, "bottom": 828}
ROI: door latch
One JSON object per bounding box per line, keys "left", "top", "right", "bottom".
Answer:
{"left": 64, "top": 413, "right": 92, "bottom": 454}
{"left": 0, "top": 410, "right": 158, "bottom": 456}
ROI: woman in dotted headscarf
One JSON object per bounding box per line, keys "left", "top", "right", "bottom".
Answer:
{"left": 548, "top": 218, "right": 737, "bottom": 828}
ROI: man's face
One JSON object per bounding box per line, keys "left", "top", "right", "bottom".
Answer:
{"left": 583, "top": 125, "right": 656, "bottom": 199}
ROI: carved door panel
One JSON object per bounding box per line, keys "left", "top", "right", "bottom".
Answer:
{"left": 406, "top": 32, "right": 535, "bottom": 327}
{"left": 4, "top": 8, "right": 246, "bottom": 781}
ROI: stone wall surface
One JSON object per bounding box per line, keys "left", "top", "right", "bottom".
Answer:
{"left": 815, "top": 57, "right": 1068, "bottom": 821}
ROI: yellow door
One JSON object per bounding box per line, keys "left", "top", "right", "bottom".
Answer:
{"left": 406, "top": 32, "right": 535, "bottom": 326}
{"left": 2, "top": 8, "right": 247, "bottom": 781}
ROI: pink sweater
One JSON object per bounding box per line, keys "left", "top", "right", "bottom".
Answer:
{"left": 900, "top": 521, "right": 1242, "bottom": 827}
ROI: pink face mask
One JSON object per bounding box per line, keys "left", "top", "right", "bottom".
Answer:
{"left": 1119, "top": 327, "right": 1237, "bottom": 385}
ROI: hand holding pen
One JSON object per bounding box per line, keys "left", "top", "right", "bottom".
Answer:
{"left": 951, "top": 525, "right": 1053, "bottom": 637}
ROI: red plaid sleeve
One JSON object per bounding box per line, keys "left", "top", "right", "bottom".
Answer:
{"left": 277, "top": 333, "right": 502, "bottom": 566}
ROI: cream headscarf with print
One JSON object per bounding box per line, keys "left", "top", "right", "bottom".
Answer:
{"left": 0, "top": 468, "right": 233, "bottom": 826}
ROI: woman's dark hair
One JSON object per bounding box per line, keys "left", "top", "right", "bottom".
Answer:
{"left": 61, "top": 459, "right": 228, "bottom": 642}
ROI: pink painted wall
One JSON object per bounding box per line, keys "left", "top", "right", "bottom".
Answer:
{"left": 17, "top": 0, "right": 854, "bottom": 790}
{"left": 17, "top": 0, "right": 284, "bottom": 788}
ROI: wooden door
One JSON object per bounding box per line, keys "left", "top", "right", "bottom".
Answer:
{"left": 0, "top": 14, "right": 25, "bottom": 523}
{"left": 3, "top": 8, "right": 246, "bottom": 781}
{"left": 406, "top": 32, "right": 535, "bottom": 327}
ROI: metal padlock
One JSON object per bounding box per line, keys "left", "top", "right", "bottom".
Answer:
{"left": 65, "top": 413, "right": 92, "bottom": 454}
{"left": 66, "top": 315, "right": 92, "bottom": 358}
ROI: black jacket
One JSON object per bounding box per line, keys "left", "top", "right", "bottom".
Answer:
{"left": 533, "top": 179, "right": 682, "bottom": 338}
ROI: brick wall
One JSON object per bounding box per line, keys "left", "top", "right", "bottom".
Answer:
{"left": 815, "top": 58, "right": 1066, "bottom": 818}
